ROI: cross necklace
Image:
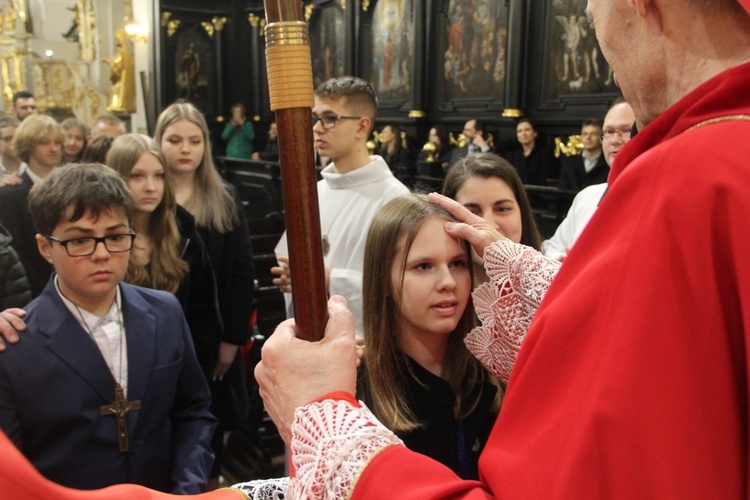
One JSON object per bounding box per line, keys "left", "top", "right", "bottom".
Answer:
{"left": 74, "top": 298, "right": 141, "bottom": 452}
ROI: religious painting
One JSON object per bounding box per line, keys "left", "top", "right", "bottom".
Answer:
{"left": 545, "top": 0, "right": 618, "bottom": 98}
{"left": 172, "top": 25, "right": 214, "bottom": 114}
{"left": 308, "top": 1, "right": 346, "bottom": 89}
{"left": 442, "top": 0, "right": 508, "bottom": 103}
{"left": 368, "top": 0, "right": 414, "bottom": 101}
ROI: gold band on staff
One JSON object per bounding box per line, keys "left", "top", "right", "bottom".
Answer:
{"left": 265, "top": 21, "right": 314, "bottom": 111}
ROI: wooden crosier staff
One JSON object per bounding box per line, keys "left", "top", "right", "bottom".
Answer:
{"left": 264, "top": 1, "right": 327, "bottom": 341}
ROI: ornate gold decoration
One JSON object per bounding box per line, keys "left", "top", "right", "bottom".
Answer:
{"left": 421, "top": 141, "right": 436, "bottom": 162}
{"left": 212, "top": 16, "right": 227, "bottom": 31}
{"left": 554, "top": 134, "right": 584, "bottom": 158}
{"left": 502, "top": 108, "right": 524, "bottom": 118}
{"left": 340, "top": 0, "right": 346, "bottom": 10}
{"left": 248, "top": 13, "right": 260, "bottom": 28}
{"left": 167, "top": 20, "right": 180, "bottom": 37}
{"left": 87, "top": 88, "right": 101, "bottom": 119}
{"left": 76, "top": 0, "right": 97, "bottom": 62}
{"left": 202, "top": 22, "right": 215, "bottom": 38}
{"left": 362, "top": 0, "right": 370, "bottom": 11}
{"left": 304, "top": 5, "right": 315, "bottom": 22}
{"left": 408, "top": 110, "right": 425, "bottom": 118}
{"left": 161, "top": 12, "right": 172, "bottom": 27}
{"left": 452, "top": 132, "right": 465, "bottom": 148}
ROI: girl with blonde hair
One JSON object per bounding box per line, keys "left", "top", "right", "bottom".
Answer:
{"left": 154, "top": 101, "right": 255, "bottom": 488}
{"left": 108, "top": 133, "right": 223, "bottom": 378}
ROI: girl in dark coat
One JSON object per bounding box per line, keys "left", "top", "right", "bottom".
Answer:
{"left": 155, "top": 102, "right": 255, "bottom": 488}
{"left": 108, "top": 134, "right": 224, "bottom": 379}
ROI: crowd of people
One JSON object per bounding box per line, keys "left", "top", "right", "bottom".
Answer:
{"left": 0, "top": 93, "right": 255, "bottom": 493}
{"left": 1, "top": 0, "right": 750, "bottom": 497}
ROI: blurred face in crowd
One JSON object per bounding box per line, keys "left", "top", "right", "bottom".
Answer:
{"left": 13, "top": 97, "right": 38, "bottom": 120}
{"left": 0, "top": 125, "right": 17, "bottom": 158}
{"left": 581, "top": 124, "right": 602, "bottom": 154}
{"left": 268, "top": 122, "right": 278, "bottom": 141}
{"left": 601, "top": 102, "right": 636, "bottom": 167}
{"left": 160, "top": 119, "right": 205, "bottom": 176}
{"left": 29, "top": 132, "right": 63, "bottom": 170}
{"left": 90, "top": 121, "right": 125, "bottom": 140}
{"left": 380, "top": 125, "right": 395, "bottom": 145}
{"left": 516, "top": 121, "right": 537, "bottom": 148}
{"left": 462, "top": 120, "right": 479, "bottom": 144}
{"left": 428, "top": 127, "right": 442, "bottom": 148}
{"left": 64, "top": 126, "right": 86, "bottom": 158}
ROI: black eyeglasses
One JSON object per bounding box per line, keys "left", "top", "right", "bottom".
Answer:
{"left": 46, "top": 232, "right": 136, "bottom": 257}
{"left": 312, "top": 113, "right": 362, "bottom": 130}
{"left": 600, "top": 129, "right": 632, "bottom": 141}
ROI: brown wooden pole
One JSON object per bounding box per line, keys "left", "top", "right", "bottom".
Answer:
{"left": 263, "top": 1, "right": 327, "bottom": 341}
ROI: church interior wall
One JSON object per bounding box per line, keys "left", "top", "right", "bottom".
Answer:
{"left": 2, "top": 0, "right": 623, "bottom": 160}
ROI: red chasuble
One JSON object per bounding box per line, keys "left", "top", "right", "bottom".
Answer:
{"left": 0, "top": 430, "right": 242, "bottom": 499}
{"left": 353, "top": 61, "right": 750, "bottom": 499}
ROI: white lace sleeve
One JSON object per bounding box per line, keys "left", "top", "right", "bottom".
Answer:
{"left": 232, "top": 477, "right": 289, "bottom": 499}
{"left": 466, "top": 239, "right": 561, "bottom": 384}
{"left": 286, "top": 399, "right": 403, "bottom": 499}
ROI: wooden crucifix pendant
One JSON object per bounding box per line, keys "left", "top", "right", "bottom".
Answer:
{"left": 100, "top": 384, "right": 141, "bottom": 452}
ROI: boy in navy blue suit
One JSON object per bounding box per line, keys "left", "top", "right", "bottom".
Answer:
{"left": 0, "top": 163, "right": 215, "bottom": 493}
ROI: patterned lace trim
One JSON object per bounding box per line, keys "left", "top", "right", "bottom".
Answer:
{"left": 287, "top": 399, "right": 403, "bottom": 499}
{"left": 232, "top": 477, "right": 289, "bottom": 499}
{"left": 466, "top": 239, "right": 561, "bottom": 383}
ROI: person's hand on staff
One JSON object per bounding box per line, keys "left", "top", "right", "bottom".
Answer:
{"left": 254, "top": 295, "right": 362, "bottom": 444}
{"left": 0, "top": 308, "right": 26, "bottom": 351}
{"left": 271, "top": 256, "right": 292, "bottom": 293}
{"left": 427, "top": 192, "right": 509, "bottom": 257}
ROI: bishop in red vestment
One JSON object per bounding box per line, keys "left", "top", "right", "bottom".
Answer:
{"left": 253, "top": 1, "right": 750, "bottom": 498}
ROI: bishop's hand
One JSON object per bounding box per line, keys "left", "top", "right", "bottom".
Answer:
{"left": 428, "top": 192, "right": 508, "bottom": 258}
{"left": 254, "top": 295, "right": 360, "bottom": 444}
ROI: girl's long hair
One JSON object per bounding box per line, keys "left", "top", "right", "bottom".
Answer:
{"left": 154, "top": 101, "right": 237, "bottom": 233}
{"left": 360, "top": 193, "right": 501, "bottom": 432}
{"left": 108, "top": 133, "right": 188, "bottom": 293}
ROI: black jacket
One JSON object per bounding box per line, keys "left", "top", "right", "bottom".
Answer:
{"left": 0, "top": 224, "right": 31, "bottom": 309}
{"left": 0, "top": 173, "right": 53, "bottom": 298}
{"left": 558, "top": 153, "right": 610, "bottom": 192}
{"left": 358, "top": 355, "right": 498, "bottom": 480}
{"left": 194, "top": 184, "right": 255, "bottom": 429}
{"left": 174, "top": 205, "right": 224, "bottom": 379}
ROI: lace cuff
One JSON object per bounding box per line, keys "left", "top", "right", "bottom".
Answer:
{"left": 287, "top": 399, "right": 403, "bottom": 499}
{"left": 466, "top": 239, "right": 561, "bottom": 383}
{"left": 232, "top": 477, "right": 289, "bottom": 499}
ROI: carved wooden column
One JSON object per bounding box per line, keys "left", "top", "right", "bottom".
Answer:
{"left": 205, "top": 16, "right": 227, "bottom": 121}
{"left": 247, "top": 12, "right": 265, "bottom": 120}
{"left": 408, "top": 0, "right": 425, "bottom": 118}
{"left": 502, "top": 0, "right": 525, "bottom": 118}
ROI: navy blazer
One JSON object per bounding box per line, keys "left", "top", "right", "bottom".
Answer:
{"left": 0, "top": 277, "right": 216, "bottom": 493}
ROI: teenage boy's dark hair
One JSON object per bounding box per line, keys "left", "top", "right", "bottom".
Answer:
{"left": 314, "top": 76, "right": 378, "bottom": 121}
{"left": 28, "top": 163, "right": 133, "bottom": 236}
